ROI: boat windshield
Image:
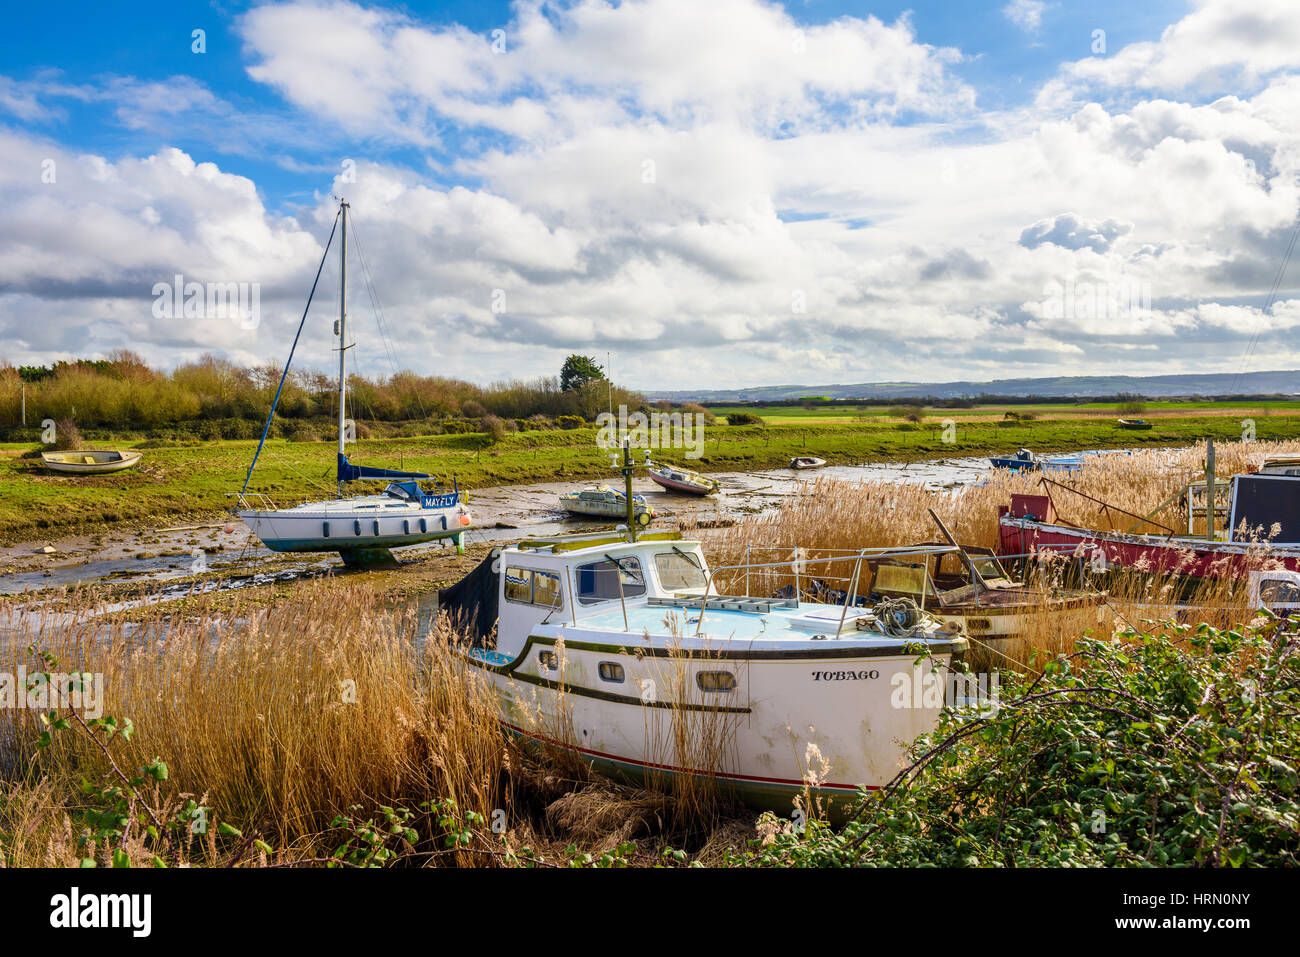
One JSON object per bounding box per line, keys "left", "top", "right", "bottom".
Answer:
{"left": 655, "top": 550, "right": 707, "bottom": 591}
{"left": 576, "top": 557, "right": 646, "bottom": 604}
{"left": 384, "top": 481, "right": 423, "bottom": 502}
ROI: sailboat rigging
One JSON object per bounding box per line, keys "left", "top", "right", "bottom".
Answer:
{"left": 232, "top": 199, "right": 472, "bottom": 567}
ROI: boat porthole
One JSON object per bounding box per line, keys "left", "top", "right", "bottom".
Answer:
{"left": 419, "top": 518, "right": 427, "bottom": 533}
{"left": 598, "top": 662, "right": 625, "bottom": 683}
{"left": 403, "top": 519, "right": 410, "bottom": 535}
{"left": 373, "top": 519, "right": 380, "bottom": 536}
{"left": 440, "top": 515, "right": 447, "bottom": 530}
{"left": 323, "top": 522, "right": 330, "bottom": 538}
{"left": 697, "top": 671, "right": 736, "bottom": 692}
{"left": 353, "top": 519, "right": 361, "bottom": 536}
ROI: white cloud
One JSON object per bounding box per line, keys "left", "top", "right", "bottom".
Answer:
{"left": 5, "top": 0, "right": 1300, "bottom": 388}
{"left": 1003, "top": 0, "right": 1046, "bottom": 34}
{"left": 1063, "top": 0, "right": 1300, "bottom": 94}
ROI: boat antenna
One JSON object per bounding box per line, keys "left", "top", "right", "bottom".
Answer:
{"left": 240, "top": 207, "right": 341, "bottom": 495}
{"left": 337, "top": 198, "right": 350, "bottom": 499}
{"left": 622, "top": 438, "right": 637, "bottom": 543}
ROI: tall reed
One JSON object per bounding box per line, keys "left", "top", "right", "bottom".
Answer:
{"left": 0, "top": 581, "right": 508, "bottom": 860}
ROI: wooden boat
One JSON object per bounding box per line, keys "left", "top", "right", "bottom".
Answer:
{"left": 232, "top": 199, "right": 471, "bottom": 566}
{"left": 1259, "top": 454, "right": 1300, "bottom": 476}
{"left": 868, "top": 543, "right": 1099, "bottom": 646}
{"left": 40, "top": 450, "right": 142, "bottom": 474}
{"left": 997, "top": 459, "right": 1300, "bottom": 578}
{"left": 647, "top": 461, "right": 719, "bottom": 496}
{"left": 789, "top": 456, "right": 826, "bottom": 470}
{"left": 440, "top": 532, "right": 967, "bottom": 815}
{"left": 1117, "top": 418, "right": 1152, "bottom": 430}
{"left": 560, "top": 486, "right": 655, "bottom": 525}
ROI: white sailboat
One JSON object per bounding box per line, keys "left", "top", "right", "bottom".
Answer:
{"left": 233, "top": 200, "right": 472, "bottom": 567}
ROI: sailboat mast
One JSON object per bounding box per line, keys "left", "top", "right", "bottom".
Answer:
{"left": 337, "top": 200, "right": 349, "bottom": 498}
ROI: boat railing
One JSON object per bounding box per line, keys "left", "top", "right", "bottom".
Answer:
{"left": 695, "top": 545, "right": 963, "bottom": 638}
{"left": 225, "top": 491, "right": 278, "bottom": 512}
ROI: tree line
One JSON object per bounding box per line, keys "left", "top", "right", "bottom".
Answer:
{"left": 0, "top": 351, "right": 654, "bottom": 439}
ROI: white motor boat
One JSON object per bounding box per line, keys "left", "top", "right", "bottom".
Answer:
{"left": 439, "top": 531, "right": 969, "bottom": 815}
{"left": 233, "top": 200, "right": 471, "bottom": 566}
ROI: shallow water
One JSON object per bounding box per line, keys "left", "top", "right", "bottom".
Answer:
{"left": 0, "top": 450, "right": 1114, "bottom": 604}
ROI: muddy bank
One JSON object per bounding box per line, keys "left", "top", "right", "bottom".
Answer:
{"left": 0, "top": 454, "right": 993, "bottom": 597}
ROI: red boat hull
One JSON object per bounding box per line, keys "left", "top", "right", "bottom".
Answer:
{"left": 998, "top": 515, "right": 1300, "bottom": 578}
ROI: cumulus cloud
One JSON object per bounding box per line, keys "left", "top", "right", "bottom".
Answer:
{"left": 1063, "top": 0, "right": 1300, "bottom": 94}
{"left": 4, "top": 0, "right": 1300, "bottom": 387}
{"left": 1019, "top": 214, "right": 1132, "bottom": 253}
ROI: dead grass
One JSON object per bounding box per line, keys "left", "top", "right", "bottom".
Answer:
{"left": 699, "top": 440, "right": 1298, "bottom": 674}
{"left": 0, "top": 581, "right": 761, "bottom": 866}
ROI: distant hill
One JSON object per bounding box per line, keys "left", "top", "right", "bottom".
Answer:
{"left": 652, "top": 370, "right": 1300, "bottom": 402}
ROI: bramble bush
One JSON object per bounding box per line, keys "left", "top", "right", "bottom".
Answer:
{"left": 732, "top": 615, "right": 1300, "bottom": 867}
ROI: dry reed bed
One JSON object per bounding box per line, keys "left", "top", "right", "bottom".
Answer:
{"left": 0, "top": 583, "right": 751, "bottom": 865}
{"left": 0, "top": 584, "right": 511, "bottom": 861}
{"left": 701, "top": 439, "right": 1298, "bottom": 558}
{"left": 696, "top": 440, "right": 1299, "bottom": 670}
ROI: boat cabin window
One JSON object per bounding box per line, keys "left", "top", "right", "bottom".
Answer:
{"left": 504, "top": 568, "right": 533, "bottom": 604}
{"left": 533, "top": 571, "right": 562, "bottom": 607}
{"left": 654, "top": 550, "right": 707, "bottom": 591}
{"left": 504, "top": 567, "right": 563, "bottom": 608}
{"left": 1259, "top": 579, "right": 1300, "bottom": 606}
{"left": 538, "top": 650, "right": 559, "bottom": 671}
{"left": 576, "top": 557, "right": 645, "bottom": 604}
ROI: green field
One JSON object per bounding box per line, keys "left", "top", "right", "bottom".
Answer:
{"left": 4, "top": 405, "right": 1300, "bottom": 543}
{"left": 707, "top": 400, "right": 1300, "bottom": 425}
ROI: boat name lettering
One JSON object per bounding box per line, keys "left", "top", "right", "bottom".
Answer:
{"left": 812, "top": 669, "right": 879, "bottom": 681}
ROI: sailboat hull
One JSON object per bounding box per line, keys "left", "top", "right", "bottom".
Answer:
{"left": 237, "top": 498, "right": 469, "bottom": 556}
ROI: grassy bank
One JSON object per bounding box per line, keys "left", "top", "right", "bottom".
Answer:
{"left": 4, "top": 408, "right": 1300, "bottom": 543}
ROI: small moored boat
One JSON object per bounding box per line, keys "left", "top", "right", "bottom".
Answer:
{"left": 560, "top": 486, "right": 655, "bottom": 525}
{"left": 789, "top": 456, "right": 826, "bottom": 470}
{"left": 989, "top": 448, "right": 1038, "bottom": 471}
{"left": 647, "top": 461, "right": 719, "bottom": 496}
{"left": 40, "top": 450, "right": 142, "bottom": 475}
{"left": 1117, "top": 418, "right": 1153, "bottom": 430}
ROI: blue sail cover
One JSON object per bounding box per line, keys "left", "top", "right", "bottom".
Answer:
{"left": 337, "top": 455, "right": 461, "bottom": 508}
{"left": 337, "top": 453, "right": 431, "bottom": 483}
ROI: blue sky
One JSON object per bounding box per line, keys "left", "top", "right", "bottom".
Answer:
{"left": 1, "top": 0, "right": 1187, "bottom": 213}
{"left": 2, "top": 0, "right": 1299, "bottom": 389}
